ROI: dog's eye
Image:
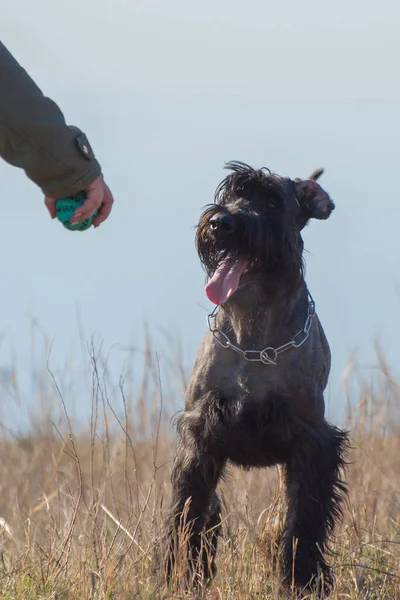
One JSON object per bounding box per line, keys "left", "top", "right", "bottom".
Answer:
{"left": 263, "top": 192, "right": 281, "bottom": 210}
{"left": 266, "top": 199, "right": 281, "bottom": 211}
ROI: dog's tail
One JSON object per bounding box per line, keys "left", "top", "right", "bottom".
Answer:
{"left": 309, "top": 167, "right": 324, "bottom": 181}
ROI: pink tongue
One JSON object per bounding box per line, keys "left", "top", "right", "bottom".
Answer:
{"left": 206, "top": 256, "right": 248, "bottom": 305}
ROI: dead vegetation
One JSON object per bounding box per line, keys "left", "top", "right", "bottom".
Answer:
{"left": 0, "top": 337, "right": 398, "bottom": 599}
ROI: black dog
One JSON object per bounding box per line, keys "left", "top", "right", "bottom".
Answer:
{"left": 163, "top": 162, "right": 348, "bottom": 596}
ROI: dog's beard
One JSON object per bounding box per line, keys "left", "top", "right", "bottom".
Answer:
{"left": 196, "top": 207, "right": 260, "bottom": 306}
{"left": 205, "top": 254, "right": 248, "bottom": 305}
{"left": 196, "top": 206, "right": 303, "bottom": 305}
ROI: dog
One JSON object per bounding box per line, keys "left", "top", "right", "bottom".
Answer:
{"left": 163, "top": 162, "right": 348, "bottom": 596}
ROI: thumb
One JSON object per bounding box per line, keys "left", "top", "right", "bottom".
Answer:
{"left": 44, "top": 197, "right": 57, "bottom": 219}
{"left": 70, "top": 180, "right": 104, "bottom": 224}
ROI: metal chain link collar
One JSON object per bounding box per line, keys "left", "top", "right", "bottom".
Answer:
{"left": 207, "top": 292, "right": 315, "bottom": 366}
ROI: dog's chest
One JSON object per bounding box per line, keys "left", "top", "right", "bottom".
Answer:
{"left": 217, "top": 351, "right": 298, "bottom": 400}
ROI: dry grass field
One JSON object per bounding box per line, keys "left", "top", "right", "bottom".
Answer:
{"left": 0, "top": 339, "right": 398, "bottom": 599}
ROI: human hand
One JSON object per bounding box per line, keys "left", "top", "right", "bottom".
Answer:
{"left": 45, "top": 175, "right": 114, "bottom": 227}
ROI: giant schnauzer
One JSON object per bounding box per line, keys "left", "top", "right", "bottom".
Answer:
{"left": 163, "top": 162, "right": 348, "bottom": 596}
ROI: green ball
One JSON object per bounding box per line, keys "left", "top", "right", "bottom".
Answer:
{"left": 56, "top": 191, "right": 99, "bottom": 231}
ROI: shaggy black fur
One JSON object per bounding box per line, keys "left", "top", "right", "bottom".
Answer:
{"left": 196, "top": 162, "right": 306, "bottom": 295}
{"left": 162, "top": 162, "right": 348, "bottom": 597}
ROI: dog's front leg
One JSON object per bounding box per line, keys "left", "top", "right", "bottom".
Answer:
{"left": 162, "top": 410, "right": 225, "bottom": 588}
{"left": 280, "top": 421, "right": 348, "bottom": 597}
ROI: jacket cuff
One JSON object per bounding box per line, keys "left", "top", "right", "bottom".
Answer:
{"left": 40, "top": 159, "right": 102, "bottom": 198}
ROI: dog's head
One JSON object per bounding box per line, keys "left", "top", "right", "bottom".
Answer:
{"left": 196, "top": 161, "right": 334, "bottom": 305}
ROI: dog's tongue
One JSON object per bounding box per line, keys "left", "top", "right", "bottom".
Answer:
{"left": 206, "top": 256, "right": 248, "bottom": 305}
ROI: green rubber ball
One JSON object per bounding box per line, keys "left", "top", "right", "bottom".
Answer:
{"left": 56, "top": 191, "right": 99, "bottom": 231}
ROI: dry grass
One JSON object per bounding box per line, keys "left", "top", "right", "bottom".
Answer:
{"left": 0, "top": 338, "right": 398, "bottom": 599}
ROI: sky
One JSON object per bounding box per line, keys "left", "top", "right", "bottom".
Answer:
{"left": 1, "top": 0, "right": 400, "bottom": 430}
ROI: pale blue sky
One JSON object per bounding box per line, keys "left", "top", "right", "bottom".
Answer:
{"left": 1, "top": 0, "right": 400, "bottom": 429}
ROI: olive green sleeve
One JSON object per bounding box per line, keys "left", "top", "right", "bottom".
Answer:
{"left": 0, "top": 41, "right": 101, "bottom": 198}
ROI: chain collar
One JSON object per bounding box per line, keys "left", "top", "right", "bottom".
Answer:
{"left": 207, "top": 292, "right": 315, "bottom": 366}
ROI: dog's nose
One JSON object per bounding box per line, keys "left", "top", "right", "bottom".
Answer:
{"left": 210, "top": 213, "right": 236, "bottom": 235}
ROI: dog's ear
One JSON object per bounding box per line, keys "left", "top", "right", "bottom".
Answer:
{"left": 294, "top": 169, "right": 334, "bottom": 220}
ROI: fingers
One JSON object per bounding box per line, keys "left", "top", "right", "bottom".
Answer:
{"left": 44, "top": 197, "right": 57, "bottom": 219}
{"left": 70, "top": 176, "right": 104, "bottom": 224}
{"left": 45, "top": 175, "right": 115, "bottom": 227}
{"left": 92, "top": 183, "right": 114, "bottom": 227}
